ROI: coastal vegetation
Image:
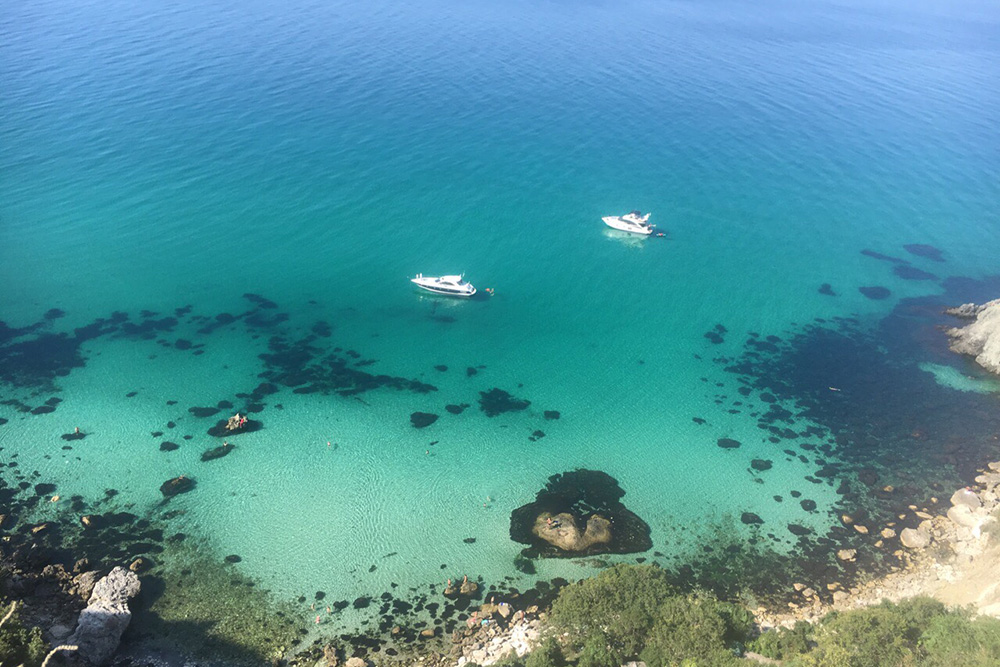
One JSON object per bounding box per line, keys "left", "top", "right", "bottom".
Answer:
{"left": 0, "top": 600, "right": 47, "bottom": 667}
{"left": 497, "top": 565, "right": 1000, "bottom": 667}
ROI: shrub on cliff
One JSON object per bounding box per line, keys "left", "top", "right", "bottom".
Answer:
{"left": 576, "top": 632, "right": 621, "bottom": 667}
{"left": 638, "top": 594, "right": 752, "bottom": 667}
{"left": 548, "top": 564, "right": 676, "bottom": 657}
{"left": 525, "top": 638, "right": 565, "bottom": 667}
{"left": 748, "top": 620, "right": 811, "bottom": 660}
{"left": 0, "top": 601, "right": 48, "bottom": 667}
{"left": 548, "top": 564, "right": 752, "bottom": 663}
{"left": 785, "top": 597, "right": 1000, "bottom": 667}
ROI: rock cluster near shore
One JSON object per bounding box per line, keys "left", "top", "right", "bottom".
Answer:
{"left": 757, "top": 459, "right": 1000, "bottom": 629}
{"left": 946, "top": 298, "right": 1000, "bottom": 375}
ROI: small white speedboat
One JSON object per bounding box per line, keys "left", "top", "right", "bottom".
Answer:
{"left": 602, "top": 211, "right": 654, "bottom": 235}
{"left": 410, "top": 274, "right": 477, "bottom": 297}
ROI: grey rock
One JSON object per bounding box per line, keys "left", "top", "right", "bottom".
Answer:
{"left": 945, "top": 303, "right": 984, "bottom": 319}
{"left": 68, "top": 566, "right": 141, "bottom": 665}
{"left": 900, "top": 527, "right": 930, "bottom": 549}
{"left": 947, "top": 298, "right": 1000, "bottom": 375}
{"left": 947, "top": 504, "right": 981, "bottom": 529}
{"left": 73, "top": 570, "right": 101, "bottom": 601}
{"left": 951, "top": 488, "right": 982, "bottom": 509}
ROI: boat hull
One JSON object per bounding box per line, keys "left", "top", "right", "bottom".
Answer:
{"left": 412, "top": 283, "right": 477, "bottom": 297}
{"left": 602, "top": 216, "right": 653, "bottom": 235}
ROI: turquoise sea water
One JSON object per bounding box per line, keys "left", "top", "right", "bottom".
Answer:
{"left": 2, "top": 0, "right": 1000, "bottom": 640}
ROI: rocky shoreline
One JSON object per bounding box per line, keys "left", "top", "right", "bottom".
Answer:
{"left": 755, "top": 458, "right": 1000, "bottom": 631}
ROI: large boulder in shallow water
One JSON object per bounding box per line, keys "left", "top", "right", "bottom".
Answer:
{"left": 68, "top": 566, "right": 140, "bottom": 665}
{"left": 201, "top": 443, "right": 234, "bottom": 461}
{"left": 900, "top": 527, "right": 930, "bottom": 549}
{"left": 160, "top": 476, "right": 195, "bottom": 497}
{"left": 947, "top": 299, "right": 1000, "bottom": 375}
{"left": 208, "top": 418, "right": 262, "bottom": 437}
{"left": 410, "top": 412, "right": 439, "bottom": 428}
{"left": 510, "top": 470, "right": 651, "bottom": 558}
{"left": 532, "top": 512, "right": 612, "bottom": 552}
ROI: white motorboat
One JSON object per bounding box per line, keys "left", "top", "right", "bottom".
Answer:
{"left": 410, "top": 274, "right": 477, "bottom": 297}
{"left": 602, "top": 210, "right": 654, "bottom": 235}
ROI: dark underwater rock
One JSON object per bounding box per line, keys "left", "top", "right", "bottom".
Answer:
{"left": 160, "top": 476, "right": 195, "bottom": 498}
{"left": 445, "top": 404, "right": 468, "bottom": 415}
{"left": 861, "top": 249, "right": 908, "bottom": 264}
{"left": 208, "top": 418, "right": 262, "bottom": 437}
{"left": 188, "top": 406, "right": 220, "bottom": 418}
{"left": 893, "top": 265, "right": 937, "bottom": 281}
{"left": 410, "top": 412, "right": 439, "bottom": 428}
{"left": 903, "top": 244, "right": 944, "bottom": 262}
{"left": 201, "top": 443, "right": 234, "bottom": 461}
{"left": 479, "top": 388, "right": 530, "bottom": 417}
{"left": 859, "top": 286, "right": 891, "bottom": 300}
{"left": 750, "top": 459, "right": 772, "bottom": 471}
{"left": 741, "top": 512, "right": 764, "bottom": 525}
{"left": 819, "top": 283, "right": 837, "bottom": 296}
{"left": 717, "top": 438, "right": 741, "bottom": 449}
{"left": 544, "top": 410, "right": 561, "bottom": 420}
{"left": 510, "top": 469, "right": 652, "bottom": 558}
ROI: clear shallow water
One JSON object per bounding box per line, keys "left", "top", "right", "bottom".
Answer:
{"left": 2, "top": 0, "right": 1000, "bottom": 631}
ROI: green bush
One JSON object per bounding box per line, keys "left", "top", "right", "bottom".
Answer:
{"left": 639, "top": 594, "right": 751, "bottom": 667}
{"left": 0, "top": 601, "right": 48, "bottom": 667}
{"left": 549, "top": 564, "right": 677, "bottom": 657}
{"left": 920, "top": 612, "right": 1000, "bottom": 666}
{"left": 749, "top": 621, "right": 812, "bottom": 660}
{"left": 577, "top": 632, "right": 621, "bottom": 667}
{"left": 524, "top": 638, "right": 565, "bottom": 667}
{"left": 785, "top": 597, "right": 995, "bottom": 667}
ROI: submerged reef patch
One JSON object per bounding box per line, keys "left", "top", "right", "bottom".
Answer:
{"left": 478, "top": 387, "right": 531, "bottom": 417}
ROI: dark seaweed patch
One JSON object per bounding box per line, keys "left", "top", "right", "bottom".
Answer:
{"left": 903, "top": 244, "right": 944, "bottom": 262}
{"left": 893, "top": 265, "right": 937, "bottom": 281}
{"left": 478, "top": 388, "right": 530, "bottom": 417}
{"left": 445, "top": 404, "right": 468, "bottom": 415}
{"left": 818, "top": 283, "right": 837, "bottom": 296}
{"left": 188, "top": 406, "right": 221, "bottom": 418}
{"left": 740, "top": 512, "right": 763, "bottom": 525}
{"left": 242, "top": 293, "right": 278, "bottom": 309}
{"left": 861, "top": 249, "right": 908, "bottom": 264}
{"left": 410, "top": 412, "right": 438, "bottom": 428}
{"left": 159, "top": 441, "right": 180, "bottom": 452}
{"left": 859, "top": 286, "right": 891, "bottom": 300}
{"left": 750, "top": 459, "right": 772, "bottom": 471}
{"left": 543, "top": 410, "right": 560, "bottom": 420}
{"left": 258, "top": 335, "right": 436, "bottom": 397}
{"left": 717, "top": 438, "right": 741, "bottom": 449}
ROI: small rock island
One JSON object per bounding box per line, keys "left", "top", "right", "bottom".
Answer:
{"left": 509, "top": 469, "right": 652, "bottom": 558}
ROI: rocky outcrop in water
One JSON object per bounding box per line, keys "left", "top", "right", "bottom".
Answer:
{"left": 510, "top": 470, "right": 651, "bottom": 558}
{"left": 946, "top": 298, "right": 1000, "bottom": 375}
{"left": 68, "top": 566, "right": 140, "bottom": 665}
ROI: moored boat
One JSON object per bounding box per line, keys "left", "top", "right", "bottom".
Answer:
{"left": 410, "top": 274, "right": 477, "bottom": 297}
{"left": 602, "top": 211, "right": 654, "bottom": 235}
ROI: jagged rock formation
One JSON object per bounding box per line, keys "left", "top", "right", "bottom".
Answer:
{"left": 67, "top": 566, "right": 140, "bottom": 665}
{"left": 946, "top": 299, "right": 1000, "bottom": 375}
